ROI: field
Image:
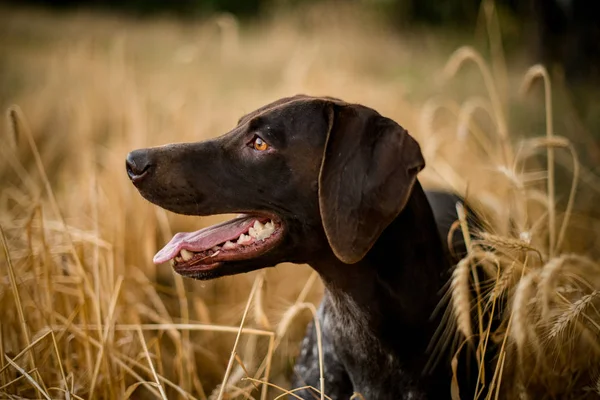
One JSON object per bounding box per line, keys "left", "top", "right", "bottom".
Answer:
{"left": 1, "top": 2, "right": 600, "bottom": 399}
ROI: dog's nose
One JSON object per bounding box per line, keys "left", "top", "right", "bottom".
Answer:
{"left": 126, "top": 149, "right": 153, "bottom": 183}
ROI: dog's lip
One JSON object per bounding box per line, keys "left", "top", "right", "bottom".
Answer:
{"left": 172, "top": 261, "right": 222, "bottom": 275}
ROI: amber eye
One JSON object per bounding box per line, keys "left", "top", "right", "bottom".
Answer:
{"left": 252, "top": 136, "right": 269, "bottom": 151}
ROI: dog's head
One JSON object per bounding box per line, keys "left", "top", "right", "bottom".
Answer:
{"left": 126, "top": 95, "right": 425, "bottom": 279}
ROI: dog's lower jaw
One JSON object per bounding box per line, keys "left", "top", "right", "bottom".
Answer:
{"left": 179, "top": 258, "right": 281, "bottom": 280}
{"left": 299, "top": 183, "right": 454, "bottom": 399}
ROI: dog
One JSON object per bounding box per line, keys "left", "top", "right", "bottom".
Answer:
{"left": 126, "top": 95, "right": 483, "bottom": 399}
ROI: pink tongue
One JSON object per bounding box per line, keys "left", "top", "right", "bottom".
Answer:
{"left": 153, "top": 215, "right": 257, "bottom": 264}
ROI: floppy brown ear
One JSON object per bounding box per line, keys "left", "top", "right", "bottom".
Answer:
{"left": 318, "top": 104, "right": 425, "bottom": 264}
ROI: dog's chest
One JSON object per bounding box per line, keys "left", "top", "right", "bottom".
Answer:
{"left": 322, "top": 294, "right": 427, "bottom": 400}
{"left": 322, "top": 293, "right": 379, "bottom": 362}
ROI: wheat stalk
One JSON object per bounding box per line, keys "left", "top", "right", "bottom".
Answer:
{"left": 451, "top": 256, "right": 473, "bottom": 340}
{"left": 489, "top": 261, "right": 517, "bottom": 302}
{"left": 549, "top": 291, "right": 600, "bottom": 339}
{"left": 479, "top": 232, "right": 543, "bottom": 263}
{"left": 510, "top": 271, "right": 539, "bottom": 350}
{"left": 443, "top": 46, "right": 511, "bottom": 166}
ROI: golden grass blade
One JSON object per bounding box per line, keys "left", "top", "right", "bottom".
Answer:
{"left": 3, "top": 355, "right": 50, "bottom": 400}
{"left": 458, "top": 202, "right": 485, "bottom": 342}
{"left": 520, "top": 65, "right": 556, "bottom": 257}
{"left": 2, "top": 106, "right": 39, "bottom": 195}
{"left": 218, "top": 384, "right": 255, "bottom": 400}
{"left": 489, "top": 351, "right": 506, "bottom": 400}
{"left": 155, "top": 207, "right": 203, "bottom": 398}
{"left": 89, "top": 275, "right": 124, "bottom": 399}
{"left": 456, "top": 202, "right": 473, "bottom": 251}
{"left": 5, "top": 106, "right": 19, "bottom": 149}
{"left": 260, "top": 333, "right": 275, "bottom": 400}
{"left": 243, "top": 377, "right": 332, "bottom": 400}
{"left": 300, "top": 303, "right": 325, "bottom": 400}
{"left": 0, "top": 330, "right": 52, "bottom": 377}
{"left": 0, "top": 368, "right": 34, "bottom": 391}
{"left": 450, "top": 355, "right": 461, "bottom": 400}
{"left": 52, "top": 313, "right": 196, "bottom": 399}
{"left": 8, "top": 107, "right": 94, "bottom": 295}
{"left": 234, "top": 352, "right": 260, "bottom": 390}
{"left": 272, "top": 386, "right": 319, "bottom": 400}
{"left": 266, "top": 301, "right": 326, "bottom": 398}
{"left": 0, "top": 322, "right": 5, "bottom": 382}
{"left": 487, "top": 257, "right": 523, "bottom": 400}
{"left": 480, "top": 0, "right": 508, "bottom": 104}
{"left": 34, "top": 205, "right": 57, "bottom": 332}
{"left": 556, "top": 143, "right": 580, "bottom": 253}
{"left": 0, "top": 146, "right": 38, "bottom": 197}
{"left": 557, "top": 155, "right": 600, "bottom": 195}
{"left": 90, "top": 175, "right": 103, "bottom": 340}
{"left": 252, "top": 270, "right": 320, "bottom": 385}
{"left": 123, "top": 380, "right": 160, "bottom": 399}
{"left": 419, "top": 96, "right": 460, "bottom": 155}
{"left": 0, "top": 224, "right": 45, "bottom": 395}
{"left": 217, "top": 276, "right": 261, "bottom": 400}
{"left": 112, "top": 347, "right": 196, "bottom": 399}
{"left": 137, "top": 328, "right": 168, "bottom": 400}
{"left": 254, "top": 271, "right": 271, "bottom": 329}
{"left": 456, "top": 96, "right": 497, "bottom": 157}
{"left": 50, "top": 331, "right": 71, "bottom": 399}
{"left": 443, "top": 46, "right": 511, "bottom": 165}
{"left": 515, "top": 135, "right": 581, "bottom": 253}
{"left": 57, "top": 323, "right": 274, "bottom": 336}
{"left": 46, "top": 387, "right": 85, "bottom": 400}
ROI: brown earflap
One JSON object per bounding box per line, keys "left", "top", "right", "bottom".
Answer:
{"left": 318, "top": 103, "right": 425, "bottom": 264}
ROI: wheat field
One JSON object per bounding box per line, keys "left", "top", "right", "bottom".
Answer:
{"left": 1, "top": 2, "right": 600, "bottom": 399}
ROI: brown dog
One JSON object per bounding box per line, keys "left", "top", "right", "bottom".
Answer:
{"left": 126, "top": 95, "right": 482, "bottom": 399}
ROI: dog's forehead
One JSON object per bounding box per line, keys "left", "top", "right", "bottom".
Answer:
{"left": 236, "top": 95, "right": 344, "bottom": 126}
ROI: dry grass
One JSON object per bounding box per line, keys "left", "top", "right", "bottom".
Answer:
{"left": 1, "top": 1, "right": 600, "bottom": 399}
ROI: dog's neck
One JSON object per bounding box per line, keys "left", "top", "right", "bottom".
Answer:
{"left": 311, "top": 182, "right": 449, "bottom": 368}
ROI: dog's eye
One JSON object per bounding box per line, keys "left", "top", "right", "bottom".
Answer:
{"left": 252, "top": 136, "right": 269, "bottom": 151}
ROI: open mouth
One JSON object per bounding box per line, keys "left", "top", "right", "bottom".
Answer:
{"left": 153, "top": 214, "right": 284, "bottom": 275}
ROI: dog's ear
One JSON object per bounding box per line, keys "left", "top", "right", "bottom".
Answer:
{"left": 318, "top": 104, "right": 425, "bottom": 264}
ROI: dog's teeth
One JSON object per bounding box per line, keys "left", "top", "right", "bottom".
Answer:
{"left": 253, "top": 220, "right": 265, "bottom": 231}
{"left": 256, "top": 222, "right": 275, "bottom": 241}
{"left": 223, "top": 240, "right": 235, "bottom": 249}
{"left": 249, "top": 227, "right": 257, "bottom": 238}
{"left": 175, "top": 256, "right": 184, "bottom": 262}
{"left": 180, "top": 249, "right": 194, "bottom": 261}
{"left": 249, "top": 221, "right": 266, "bottom": 239}
{"left": 235, "top": 221, "right": 275, "bottom": 244}
{"left": 211, "top": 246, "right": 220, "bottom": 251}
{"left": 237, "top": 233, "right": 252, "bottom": 245}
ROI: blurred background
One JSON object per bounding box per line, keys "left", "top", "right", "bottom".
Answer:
{"left": 1, "top": 0, "right": 599, "bottom": 398}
